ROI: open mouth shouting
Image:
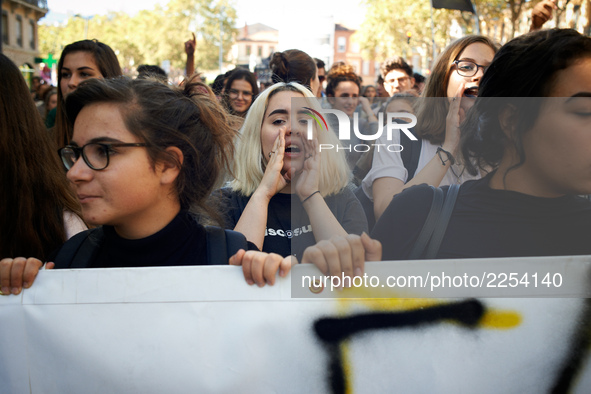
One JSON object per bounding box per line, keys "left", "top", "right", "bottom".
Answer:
{"left": 285, "top": 141, "right": 303, "bottom": 158}
{"left": 463, "top": 86, "right": 478, "bottom": 98}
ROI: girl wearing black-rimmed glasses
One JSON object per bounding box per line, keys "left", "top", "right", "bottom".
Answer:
{"left": 299, "top": 28, "right": 591, "bottom": 272}
{"left": 363, "top": 36, "right": 499, "bottom": 223}
{"left": 0, "top": 76, "right": 298, "bottom": 295}
{"left": 60, "top": 76, "right": 239, "bottom": 254}
{"left": 221, "top": 68, "right": 259, "bottom": 122}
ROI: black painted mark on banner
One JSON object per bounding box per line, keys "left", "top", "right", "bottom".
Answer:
{"left": 313, "top": 299, "right": 485, "bottom": 394}
{"left": 315, "top": 299, "right": 484, "bottom": 343}
{"left": 551, "top": 298, "right": 591, "bottom": 394}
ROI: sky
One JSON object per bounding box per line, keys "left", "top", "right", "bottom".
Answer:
{"left": 40, "top": 0, "right": 366, "bottom": 30}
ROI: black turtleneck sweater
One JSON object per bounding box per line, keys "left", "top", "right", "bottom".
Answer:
{"left": 91, "top": 211, "right": 209, "bottom": 268}
{"left": 53, "top": 211, "right": 209, "bottom": 268}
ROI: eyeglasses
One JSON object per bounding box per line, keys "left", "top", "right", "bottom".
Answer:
{"left": 385, "top": 76, "right": 410, "bottom": 85}
{"left": 58, "top": 142, "right": 148, "bottom": 171}
{"left": 453, "top": 60, "right": 489, "bottom": 77}
{"left": 228, "top": 88, "right": 253, "bottom": 98}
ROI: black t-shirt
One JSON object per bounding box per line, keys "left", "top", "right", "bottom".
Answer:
{"left": 371, "top": 176, "right": 591, "bottom": 260}
{"left": 220, "top": 188, "right": 368, "bottom": 258}
{"left": 51, "top": 211, "right": 215, "bottom": 268}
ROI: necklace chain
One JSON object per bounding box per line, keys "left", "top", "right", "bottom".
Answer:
{"left": 438, "top": 144, "right": 465, "bottom": 183}
{"left": 449, "top": 163, "right": 466, "bottom": 183}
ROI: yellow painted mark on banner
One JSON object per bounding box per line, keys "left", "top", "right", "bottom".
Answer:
{"left": 480, "top": 309, "right": 522, "bottom": 329}
{"left": 329, "top": 287, "right": 522, "bottom": 392}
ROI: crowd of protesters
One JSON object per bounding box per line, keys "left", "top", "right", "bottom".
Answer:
{"left": 1, "top": 0, "right": 591, "bottom": 293}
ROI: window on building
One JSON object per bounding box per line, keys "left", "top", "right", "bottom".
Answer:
{"left": 246, "top": 45, "right": 251, "bottom": 56}
{"left": 354, "top": 61, "right": 361, "bottom": 73}
{"left": 362, "top": 60, "right": 370, "bottom": 76}
{"left": 337, "top": 36, "right": 346, "bottom": 53}
{"left": 16, "top": 16, "right": 23, "bottom": 47}
{"left": 269, "top": 46, "right": 275, "bottom": 55}
{"left": 1, "top": 12, "right": 8, "bottom": 46}
{"left": 29, "top": 20, "right": 35, "bottom": 49}
{"left": 257, "top": 46, "right": 262, "bottom": 57}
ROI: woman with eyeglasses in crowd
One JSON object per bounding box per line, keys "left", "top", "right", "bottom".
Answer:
{"left": 363, "top": 36, "right": 498, "bottom": 222}
{"left": 221, "top": 68, "right": 259, "bottom": 122}
{"left": 0, "top": 76, "right": 292, "bottom": 295}
{"left": 304, "top": 28, "right": 591, "bottom": 274}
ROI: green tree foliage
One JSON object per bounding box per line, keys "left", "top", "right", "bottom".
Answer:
{"left": 39, "top": 0, "right": 237, "bottom": 72}
{"left": 472, "top": 0, "right": 506, "bottom": 39}
{"left": 356, "top": 0, "right": 455, "bottom": 62}
{"left": 506, "top": 0, "right": 527, "bottom": 38}
{"left": 356, "top": 0, "right": 523, "bottom": 63}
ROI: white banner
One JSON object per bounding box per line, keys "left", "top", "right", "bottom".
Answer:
{"left": 1, "top": 257, "right": 591, "bottom": 393}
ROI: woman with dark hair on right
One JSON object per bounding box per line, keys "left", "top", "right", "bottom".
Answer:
{"left": 0, "top": 54, "right": 85, "bottom": 264}
{"left": 374, "top": 28, "right": 591, "bottom": 261}
{"left": 52, "top": 39, "right": 122, "bottom": 147}
{"left": 302, "top": 28, "right": 591, "bottom": 273}
{"left": 269, "top": 49, "right": 320, "bottom": 95}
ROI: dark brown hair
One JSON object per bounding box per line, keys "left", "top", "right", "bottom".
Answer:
{"left": 270, "top": 49, "right": 317, "bottom": 90}
{"left": 380, "top": 56, "right": 413, "bottom": 79}
{"left": 54, "top": 40, "right": 122, "bottom": 148}
{"left": 0, "top": 54, "right": 81, "bottom": 261}
{"left": 325, "top": 63, "right": 361, "bottom": 97}
{"left": 221, "top": 68, "right": 259, "bottom": 117}
{"left": 65, "top": 76, "right": 237, "bottom": 222}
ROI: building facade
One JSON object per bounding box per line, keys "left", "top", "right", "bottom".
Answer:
{"left": 1, "top": 0, "right": 47, "bottom": 80}
{"left": 333, "top": 23, "right": 379, "bottom": 86}
{"left": 232, "top": 23, "right": 278, "bottom": 70}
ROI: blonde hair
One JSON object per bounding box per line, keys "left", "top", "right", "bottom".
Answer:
{"left": 230, "top": 82, "right": 351, "bottom": 196}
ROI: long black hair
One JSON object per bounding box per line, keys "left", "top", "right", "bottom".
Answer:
{"left": 461, "top": 29, "right": 591, "bottom": 175}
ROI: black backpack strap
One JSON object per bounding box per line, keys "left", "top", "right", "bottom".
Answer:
{"left": 400, "top": 129, "right": 422, "bottom": 181}
{"left": 205, "top": 226, "right": 226, "bottom": 265}
{"left": 53, "top": 227, "right": 105, "bottom": 269}
{"left": 224, "top": 229, "right": 249, "bottom": 258}
{"left": 408, "top": 186, "right": 444, "bottom": 259}
{"left": 424, "top": 184, "right": 461, "bottom": 259}
{"left": 205, "top": 226, "right": 249, "bottom": 265}
{"left": 354, "top": 185, "right": 376, "bottom": 232}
